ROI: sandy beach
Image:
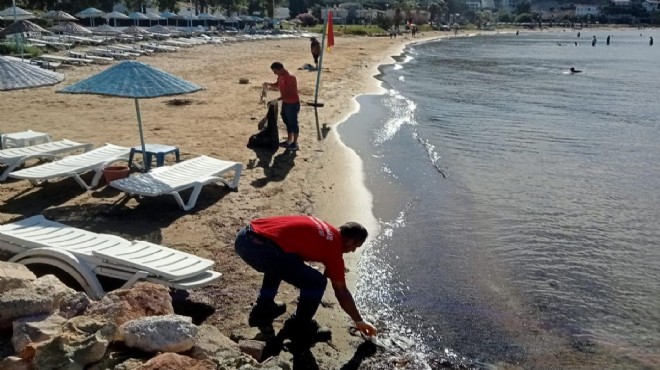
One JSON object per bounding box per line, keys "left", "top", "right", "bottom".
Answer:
{"left": 1, "top": 30, "right": 447, "bottom": 367}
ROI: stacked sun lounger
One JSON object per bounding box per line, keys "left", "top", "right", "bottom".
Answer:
{"left": 0, "top": 215, "right": 222, "bottom": 299}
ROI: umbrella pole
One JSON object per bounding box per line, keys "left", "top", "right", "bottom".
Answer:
{"left": 135, "top": 98, "right": 148, "bottom": 172}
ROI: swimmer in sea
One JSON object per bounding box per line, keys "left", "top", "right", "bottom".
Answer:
{"left": 570, "top": 67, "right": 582, "bottom": 74}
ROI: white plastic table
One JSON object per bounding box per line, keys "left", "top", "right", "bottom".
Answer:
{"left": 1, "top": 130, "right": 51, "bottom": 149}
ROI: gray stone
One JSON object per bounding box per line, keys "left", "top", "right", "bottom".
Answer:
{"left": 0, "top": 262, "right": 36, "bottom": 294}
{"left": 238, "top": 339, "right": 266, "bottom": 362}
{"left": 12, "top": 313, "right": 67, "bottom": 353}
{"left": 31, "top": 332, "right": 109, "bottom": 370}
{"left": 121, "top": 314, "right": 198, "bottom": 353}
{"left": 31, "top": 275, "right": 91, "bottom": 318}
{"left": 133, "top": 353, "right": 216, "bottom": 370}
{"left": 0, "top": 287, "right": 54, "bottom": 330}
{"left": 190, "top": 324, "right": 256, "bottom": 368}
{"left": 0, "top": 356, "right": 32, "bottom": 370}
{"left": 85, "top": 282, "right": 173, "bottom": 340}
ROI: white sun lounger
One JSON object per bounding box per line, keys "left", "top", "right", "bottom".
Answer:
{"left": 0, "top": 140, "right": 93, "bottom": 181}
{"left": 0, "top": 215, "right": 221, "bottom": 299}
{"left": 8, "top": 144, "right": 130, "bottom": 190}
{"left": 109, "top": 155, "right": 243, "bottom": 211}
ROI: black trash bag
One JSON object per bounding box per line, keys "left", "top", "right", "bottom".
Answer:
{"left": 248, "top": 100, "right": 279, "bottom": 150}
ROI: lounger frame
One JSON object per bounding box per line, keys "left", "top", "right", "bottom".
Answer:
{"left": 0, "top": 215, "right": 221, "bottom": 299}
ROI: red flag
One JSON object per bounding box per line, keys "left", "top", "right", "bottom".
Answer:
{"left": 326, "top": 11, "right": 334, "bottom": 51}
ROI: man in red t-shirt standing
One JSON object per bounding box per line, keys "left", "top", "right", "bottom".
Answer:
{"left": 234, "top": 215, "right": 378, "bottom": 341}
{"left": 263, "top": 62, "right": 300, "bottom": 151}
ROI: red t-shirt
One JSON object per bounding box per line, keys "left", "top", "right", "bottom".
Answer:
{"left": 277, "top": 71, "right": 300, "bottom": 104}
{"left": 250, "top": 215, "right": 345, "bottom": 282}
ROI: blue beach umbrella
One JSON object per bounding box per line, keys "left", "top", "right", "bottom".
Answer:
{"left": 75, "top": 7, "right": 105, "bottom": 27}
{"left": 128, "top": 11, "right": 148, "bottom": 26}
{"left": 160, "top": 10, "right": 177, "bottom": 26}
{"left": 58, "top": 61, "right": 203, "bottom": 167}
{"left": 0, "top": 56, "right": 64, "bottom": 91}
{"left": 0, "top": 6, "right": 34, "bottom": 20}
{"left": 144, "top": 11, "right": 164, "bottom": 27}
{"left": 197, "top": 13, "right": 217, "bottom": 28}
{"left": 105, "top": 10, "right": 129, "bottom": 27}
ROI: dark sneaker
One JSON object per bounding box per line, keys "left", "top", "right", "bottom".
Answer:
{"left": 287, "top": 143, "right": 299, "bottom": 151}
{"left": 282, "top": 317, "right": 332, "bottom": 343}
{"left": 278, "top": 141, "right": 290, "bottom": 148}
{"left": 248, "top": 301, "right": 287, "bottom": 327}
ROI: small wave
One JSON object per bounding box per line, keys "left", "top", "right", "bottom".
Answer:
{"left": 374, "top": 90, "right": 417, "bottom": 144}
{"left": 413, "top": 132, "right": 447, "bottom": 178}
{"left": 357, "top": 206, "right": 489, "bottom": 369}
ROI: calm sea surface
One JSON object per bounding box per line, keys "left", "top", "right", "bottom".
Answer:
{"left": 339, "top": 31, "right": 660, "bottom": 369}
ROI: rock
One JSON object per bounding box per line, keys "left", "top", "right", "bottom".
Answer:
{"left": 33, "top": 275, "right": 91, "bottom": 318}
{"left": 85, "top": 282, "right": 173, "bottom": 340}
{"left": 86, "top": 352, "right": 146, "bottom": 370}
{"left": 190, "top": 325, "right": 256, "bottom": 368}
{"left": 238, "top": 339, "right": 266, "bottom": 362}
{"left": 0, "top": 262, "right": 36, "bottom": 293}
{"left": 15, "top": 315, "right": 113, "bottom": 369}
{"left": 87, "top": 354, "right": 147, "bottom": 370}
{"left": 12, "top": 313, "right": 67, "bottom": 353}
{"left": 0, "top": 356, "right": 32, "bottom": 370}
{"left": 134, "top": 352, "right": 216, "bottom": 370}
{"left": 121, "top": 314, "right": 198, "bottom": 353}
{"left": 0, "top": 287, "right": 54, "bottom": 330}
{"left": 29, "top": 330, "right": 109, "bottom": 370}
{"left": 64, "top": 315, "right": 116, "bottom": 342}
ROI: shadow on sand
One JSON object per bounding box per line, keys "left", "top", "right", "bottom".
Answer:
{"left": 248, "top": 148, "right": 296, "bottom": 188}
{"left": 1, "top": 176, "right": 234, "bottom": 244}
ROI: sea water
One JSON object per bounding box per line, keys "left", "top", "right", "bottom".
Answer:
{"left": 340, "top": 30, "right": 660, "bottom": 369}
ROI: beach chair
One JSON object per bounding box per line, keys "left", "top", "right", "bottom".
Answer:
{"left": 8, "top": 144, "right": 130, "bottom": 190}
{"left": 109, "top": 155, "right": 243, "bottom": 211}
{"left": 0, "top": 215, "right": 221, "bottom": 299}
{"left": 0, "top": 140, "right": 93, "bottom": 181}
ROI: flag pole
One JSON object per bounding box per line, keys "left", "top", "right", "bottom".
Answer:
{"left": 311, "top": 8, "right": 329, "bottom": 141}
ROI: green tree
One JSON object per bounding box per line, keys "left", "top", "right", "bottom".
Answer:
{"left": 498, "top": 12, "right": 512, "bottom": 22}
{"left": 288, "top": 0, "right": 306, "bottom": 17}
{"left": 375, "top": 12, "right": 392, "bottom": 29}
{"left": 157, "top": 0, "right": 179, "bottom": 12}
{"left": 515, "top": 1, "right": 531, "bottom": 15}
{"left": 394, "top": 7, "right": 401, "bottom": 27}
{"left": 515, "top": 13, "right": 532, "bottom": 23}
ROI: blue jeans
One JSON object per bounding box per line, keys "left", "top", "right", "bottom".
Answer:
{"left": 234, "top": 226, "right": 327, "bottom": 321}
{"left": 281, "top": 102, "right": 300, "bottom": 135}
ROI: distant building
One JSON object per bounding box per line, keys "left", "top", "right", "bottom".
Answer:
{"left": 611, "top": 0, "right": 632, "bottom": 7}
{"left": 466, "top": 0, "right": 482, "bottom": 10}
{"left": 575, "top": 4, "right": 600, "bottom": 16}
{"left": 499, "top": 0, "right": 515, "bottom": 13}
{"left": 642, "top": 0, "right": 660, "bottom": 11}
{"left": 321, "top": 6, "right": 349, "bottom": 23}
{"left": 274, "top": 7, "right": 289, "bottom": 20}
{"left": 356, "top": 9, "right": 383, "bottom": 22}
{"left": 482, "top": 0, "right": 497, "bottom": 10}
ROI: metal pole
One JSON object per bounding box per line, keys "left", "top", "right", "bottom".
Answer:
{"left": 189, "top": 0, "right": 193, "bottom": 35}
{"left": 311, "top": 8, "right": 328, "bottom": 141}
{"left": 135, "top": 99, "right": 148, "bottom": 172}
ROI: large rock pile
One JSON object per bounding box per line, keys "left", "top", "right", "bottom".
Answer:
{"left": 0, "top": 261, "right": 290, "bottom": 370}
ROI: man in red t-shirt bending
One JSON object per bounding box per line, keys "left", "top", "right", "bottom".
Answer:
{"left": 234, "top": 215, "right": 378, "bottom": 340}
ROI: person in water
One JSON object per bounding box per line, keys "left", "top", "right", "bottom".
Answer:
{"left": 650, "top": 37, "right": 654, "bottom": 46}
{"left": 570, "top": 67, "right": 582, "bottom": 74}
{"left": 592, "top": 36, "right": 597, "bottom": 46}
